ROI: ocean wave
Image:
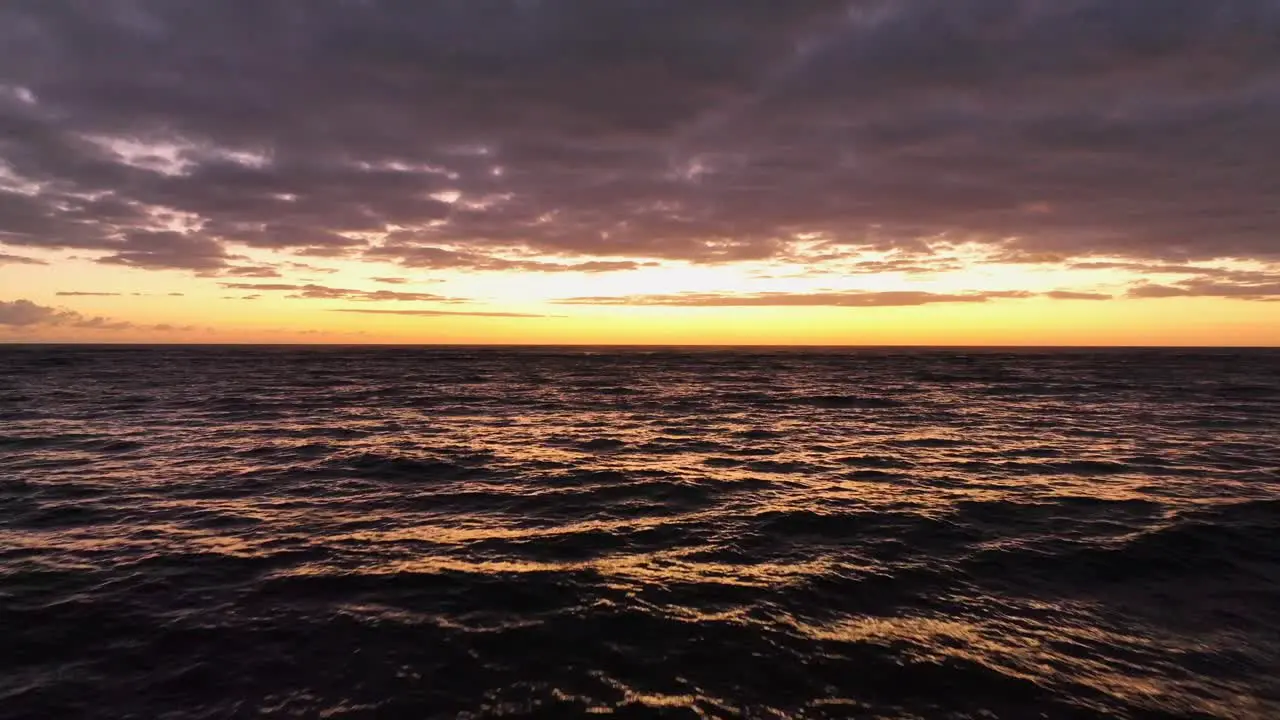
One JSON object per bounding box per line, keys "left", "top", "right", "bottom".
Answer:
{"left": 1, "top": 347, "right": 1278, "bottom": 719}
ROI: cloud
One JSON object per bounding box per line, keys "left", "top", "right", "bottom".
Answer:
{"left": 0, "top": 299, "right": 76, "bottom": 326}
{"left": 0, "top": 298, "right": 183, "bottom": 330}
{"left": 1127, "top": 279, "right": 1280, "bottom": 300}
{"left": 218, "top": 282, "right": 462, "bottom": 302}
{"left": 0, "top": 252, "right": 47, "bottom": 266}
{"left": 95, "top": 231, "right": 235, "bottom": 271}
{"left": 217, "top": 283, "right": 296, "bottom": 292}
{"left": 1, "top": 0, "right": 1275, "bottom": 286}
{"left": 218, "top": 265, "right": 282, "bottom": 278}
{"left": 1072, "top": 262, "right": 1280, "bottom": 280}
{"left": 363, "top": 243, "right": 656, "bottom": 272}
{"left": 371, "top": 277, "right": 408, "bottom": 284}
{"left": 554, "top": 290, "right": 1037, "bottom": 307}
{"left": 330, "top": 308, "right": 550, "bottom": 318}
{"left": 1104, "top": 264, "right": 1280, "bottom": 299}
{"left": 844, "top": 258, "right": 967, "bottom": 275}
{"left": 55, "top": 290, "right": 184, "bottom": 297}
{"left": 1044, "top": 290, "right": 1112, "bottom": 300}
{"left": 285, "top": 262, "right": 338, "bottom": 274}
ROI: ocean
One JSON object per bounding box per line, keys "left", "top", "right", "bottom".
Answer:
{"left": 1, "top": 346, "right": 1278, "bottom": 719}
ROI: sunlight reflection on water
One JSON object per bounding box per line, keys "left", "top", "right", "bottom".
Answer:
{"left": 1, "top": 346, "right": 1278, "bottom": 718}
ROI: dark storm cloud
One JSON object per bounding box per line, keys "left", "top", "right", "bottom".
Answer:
{"left": 555, "top": 290, "right": 1037, "bottom": 307}
{"left": 0, "top": 298, "right": 183, "bottom": 330}
{"left": 218, "top": 282, "right": 462, "bottom": 302}
{"left": 1, "top": 0, "right": 1278, "bottom": 275}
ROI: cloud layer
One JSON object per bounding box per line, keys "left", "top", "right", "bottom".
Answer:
{"left": 0, "top": 299, "right": 187, "bottom": 331}
{"left": 553, "top": 289, "right": 1107, "bottom": 307}
{"left": 331, "top": 308, "right": 550, "bottom": 319}
{"left": 1, "top": 0, "right": 1277, "bottom": 281}
{"left": 0, "top": 252, "right": 46, "bottom": 266}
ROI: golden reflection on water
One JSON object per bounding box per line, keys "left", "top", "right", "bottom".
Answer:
{"left": 6, "top": 348, "right": 1280, "bottom": 718}
{"left": 796, "top": 608, "right": 1264, "bottom": 718}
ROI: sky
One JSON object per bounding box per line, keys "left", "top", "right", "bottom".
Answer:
{"left": 2, "top": 1, "right": 1279, "bottom": 345}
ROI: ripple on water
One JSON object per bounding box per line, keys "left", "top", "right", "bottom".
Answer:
{"left": 1, "top": 347, "right": 1278, "bottom": 719}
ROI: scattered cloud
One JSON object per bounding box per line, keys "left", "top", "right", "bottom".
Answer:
{"left": 285, "top": 262, "right": 339, "bottom": 274}
{"left": 1044, "top": 291, "right": 1112, "bottom": 301}
{"left": 844, "top": 258, "right": 967, "bottom": 275}
{"left": 218, "top": 282, "right": 463, "bottom": 302}
{"left": 0, "top": 298, "right": 185, "bottom": 331}
{"left": 554, "top": 290, "right": 1038, "bottom": 307}
{"left": 1101, "top": 264, "right": 1280, "bottom": 300}
{"left": 58, "top": 291, "right": 188, "bottom": 297}
{"left": 330, "top": 308, "right": 551, "bottom": 318}
{"left": 1072, "top": 262, "right": 1280, "bottom": 279}
{"left": 218, "top": 283, "right": 295, "bottom": 292}
{"left": 217, "top": 265, "right": 283, "bottom": 278}
{"left": 0, "top": 299, "right": 77, "bottom": 327}
{"left": 95, "top": 231, "right": 235, "bottom": 272}
{"left": 0, "top": 252, "right": 47, "bottom": 266}
{"left": 1128, "top": 280, "right": 1280, "bottom": 300}
{"left": 364, "top": 244, "right": 657, "bottom": 273}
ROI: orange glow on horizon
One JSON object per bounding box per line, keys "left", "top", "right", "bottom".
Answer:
{"left": 4, "top": 248, "right": 1279, "bottom": 346}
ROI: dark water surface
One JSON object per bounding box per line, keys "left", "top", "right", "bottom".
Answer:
{"left": 2, "top": 346, "right": 1279, "bottom": 719}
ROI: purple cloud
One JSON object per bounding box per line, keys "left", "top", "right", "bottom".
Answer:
{"left": 0, "top": 298, "right": 184, "bottom": 331}
{"left": 0, "top": 0, "right": 1276, "bottom": 285}
{"left": 554, "top": 290, "right": 1038, "bottom": 307}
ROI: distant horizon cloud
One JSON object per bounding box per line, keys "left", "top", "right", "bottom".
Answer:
{"left": 218, "top": 282, "right": 466, "bottom": 303}
{"left": 0, "top": 252, "right": 48, "bottom": 266}
{"left": 554, "top": 289, "right": 1126, "bottom": 307}
{"left": 330, "top": 308, "right": 552, "bottom": 318}
{"left": 554, "top": 290, "right": 1025, "bottom": 307}
{"left": 0, "top": 298, "right": 189, "bottom": 332}
{"left": 1127, "top": 280, "right": 1280, "bottom": 301}
{"left": 1044, "top": 291, "right": 1112, "bottom": 301}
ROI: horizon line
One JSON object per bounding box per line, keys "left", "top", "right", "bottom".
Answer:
{"left": 2, "top": 341, "right": 1278, "bottom": 350}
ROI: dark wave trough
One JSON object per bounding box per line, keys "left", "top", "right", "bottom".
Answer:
{"left": 2, "top": 346, "right": 1279, "bottom": 719}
